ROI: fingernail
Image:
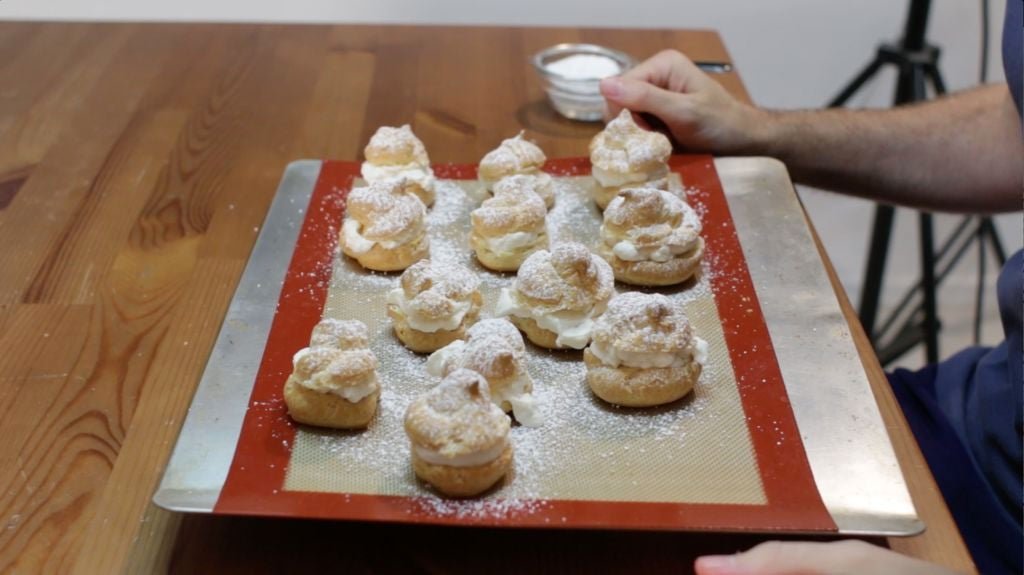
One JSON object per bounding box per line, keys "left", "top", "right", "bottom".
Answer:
{"left": 600, "top": 77, "right": 624, "bottom": 100}
{"left": 694, "top": 555, "right": 739, "bottom": 575}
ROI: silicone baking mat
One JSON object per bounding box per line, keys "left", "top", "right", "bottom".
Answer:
{"left": 214, "top": 156, "right": 837, "bottom": 532}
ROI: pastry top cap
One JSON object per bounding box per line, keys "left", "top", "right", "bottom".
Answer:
{"left": 590, "top": 292, "right": 697, "bottom": 355}
{"left": 434, "top": 318, "right": 526, "bottom": 381}
{"left": 397, "top": 259, "right": 481, "bottom": 322}
{"left": 346, "top": 178, "right": 427, "bottom": 241}
{"left": 602, "top": 186, "right": 702, "bottom": 249}
{"left": 512, "top": 242, "right": 614, "bottom": 313}
{"left": 471, "top": 178, "right": 547, "bottom": 236}
{"left": 292, "top": 319, "right": 378, "bottom": 394}
{"left": 309, "top": 318, "right": 370, "bottom": 349}
{"left": 404, "top": 369, "right": 510, "bottom": 456}
{"left": 364, "top": 125, "right": 430, "bottom": 167}
{"left": 589, "top": 109, "right": 672, "bottom": 175}
{"left": 479, "top": 131, "right": 546, "bottom": 180}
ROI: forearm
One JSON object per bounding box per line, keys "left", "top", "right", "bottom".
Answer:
{"left": 747, "top": 84, "right": 1023, "bottom": 213}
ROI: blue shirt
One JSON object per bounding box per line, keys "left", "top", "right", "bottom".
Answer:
{"left": 1004, "top": 0, "right": 1022, "bottom": 116}
{"left": 934, "top": 251, "right": 1022, "bottom": 525}
{"left": 933, "top": 0, "right": 1022, "bottom": 531}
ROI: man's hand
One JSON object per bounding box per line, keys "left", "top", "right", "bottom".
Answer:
{"left": 600, "top": 50, "right": 766, "bottom": 154}
{"left": 602, "top": 50, "right": 1021, "bottom": 212}
{"left": 694, "top": 540, "right": 963, "bottom": 575}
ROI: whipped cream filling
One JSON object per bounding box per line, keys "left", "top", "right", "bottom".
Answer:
{"left": 482, "top": 166, "right": 541, "bottom": 186}
{"left": 591, "top": 165, "right": 650, "bottom": 188}
{"left": 482, "top": 230, "right": 542, "bottom": 256}
{"left": 489, "top": 171, "right": 554, "bottom": 198}
{"left": 694, "top": 337, "right": 708, "bottom": 366}
{"left": 386, "top": 288, "right": 473, "bottom": 333}
{"left": 328, "top": 374, "right": 379, "bottom": 403}
{"left": 360, "top": 162, "right": 436, "bottom": 192}
{"left": 425, "top": 343, "right": 543, "bottom": 427}
{"left": 492, "top": 287, "right": 519, "bottom": 317}
{"left": 414, "top": 439, "right": 507, "bottom": 468}
{"left": 292, "top": 347, "right": 316, "bottom": 370}
{"left": 492, "top": 373, "right": 543, "bottom": 428}
{"left": 589, "top": 336, "right": 708, "bottom": 369}
{"left": 425, "top": 340, "right": 465, "bottom": 377}
{"left": 342, "top": 219, "right": 376, "bottom": 255}
{"left": 533, "top": 173, "right": 555, "bottom": 205}
{"left": 342, "top": 219, "right": 421, "bottom": 256}
{"left": 611, "top": 239, "right": 694, "bottom": 263}
{"left": 494, "top": 288, "right": 597, "bottom": 349}
{"left": 488, "top": 371, "right": 532, "bottom": 405}
{"left": 508, "top": 394, "right": 543, "bottom": 428}
{"left": 292, "top": 349, "right": 379, "bottom": 403}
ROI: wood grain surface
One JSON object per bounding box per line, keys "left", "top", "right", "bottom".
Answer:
{"left": 0, "top": 22, "right": 974, "bottom": 574}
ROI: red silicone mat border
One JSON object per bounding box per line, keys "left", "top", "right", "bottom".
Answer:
{"left": 214, "top": 156, "right": 837, "bottom": 533}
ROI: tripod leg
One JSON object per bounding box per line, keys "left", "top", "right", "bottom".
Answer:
{"left": 919, "top": 212, "right": 940, "bottom": 363}
{"left": 926, "top": 63, "right": 947, "bottom": 96}
{"left": 975, "top": 220, "right": 986, "bottom": 344}
{"left": 828, "top": 59, "right": 886, "bottom": 107}
{"left": 910, "top": 64, "right": 929, "bottom": 101}
{"left": 915, "top": 61, "right": 939, "bottom": 363}
{"left": 859, "top": 205, "right": 896, "bottom": 341}
{"left": 981, "top": 217, "right": 1008, "bottom": 264}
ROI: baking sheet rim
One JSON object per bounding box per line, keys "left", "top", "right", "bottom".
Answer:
{"left": 154, "top": 157, "right": 922, "bottom": 536}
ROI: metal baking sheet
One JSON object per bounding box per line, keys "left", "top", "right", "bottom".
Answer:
{"left": 155, "top": 157, "right": 921, "bottom": 536}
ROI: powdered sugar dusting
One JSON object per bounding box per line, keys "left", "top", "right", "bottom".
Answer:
{"left": 472, "top": 184, "right": 547, "bottom": 235}
{"left": 345, "top": 180, "right": 426, "bottom": 240}
{"left": 590, "top": 110, "right": 672, "bottom": 173}
{"left": 479, "top": 132, "right": 546, "bottom": 177}
{"left": 282, "top": 171, "right": 767, "bottom": 518}
{"left": 364, "top": 124, "right": 430, "bottom": 166}
{"left": 544, "top": 54, "right": 621, "bottom": 80}
{"left": 591, "top": 291, "right": 696, "bottom": 355}
{"left": 601, "top": 187, "right": 703, "bottom": 257}
{"left": 425, "top": 180, "right": 476, "bottom": 267}
{"left": 400, "top": 259, "right": 480, "bottom": 300}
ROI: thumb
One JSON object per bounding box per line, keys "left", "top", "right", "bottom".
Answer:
{"left": 694, "top": 541, "right": 843, "bottom": 575}
{"left": 600, "top": 76, "right": 681, "bottom": 119}
{"left": 694, "top": 540, "right": 954, "bottom": 575}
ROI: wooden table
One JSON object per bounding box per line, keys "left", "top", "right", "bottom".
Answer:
{"left": 0, "top": 22, "right": 974, "bottom": 574}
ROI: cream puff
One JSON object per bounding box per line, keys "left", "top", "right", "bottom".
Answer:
{"left": 426, "top": 318, "right": 541, "bottom": 427}
{"left": 284, "top": 318, "right": 380, "bottom": 428}
{"left": 340, "top": 178, "right": 429, "bottom": 272}
{"left": 584, "top": 292, "right": 707, "bottom": 407}
{"left": 362, "top": 124, "right": 436, "bottom": 207}
{"left": 386, "top": 259, "right": 483, "bottom": 353}
{"left": 589, "top": 109, "right": 672, "bottom": 210}
{"left": 478, "top": 132, "right": 554, "bottom": 207}
{"left": 469, "top": 178, "right": 549, "bottom": 272}
{"left": 494, "top": 242, "right": 615, "bottom": 350}
{"left": 404, "top": 369, "right": 513, "bottom": 497}
{"left": 598, "top": 186, "right": 704, "bottom": 286}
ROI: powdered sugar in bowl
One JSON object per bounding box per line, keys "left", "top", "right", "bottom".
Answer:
{"left": 532, "top": 43, "right": 634, "bottom": 122}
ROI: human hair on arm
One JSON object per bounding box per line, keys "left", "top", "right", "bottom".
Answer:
{"left": 602, "top": 50, "right": 1023, "bottom": 214}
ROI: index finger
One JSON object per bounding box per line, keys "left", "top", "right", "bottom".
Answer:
{"left": 622, "top": 49, "right": 711, "bottom": 93}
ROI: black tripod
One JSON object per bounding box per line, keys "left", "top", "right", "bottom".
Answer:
{"left": 828, "top": 0, "right": 1007, "bottom": 365}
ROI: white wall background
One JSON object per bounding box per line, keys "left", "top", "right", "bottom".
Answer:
{"left": 0, "top": 1, "right": 1008, "bottom": 109}
{"left": 3, "top": 0, "right": 1019, "bottom": 364}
